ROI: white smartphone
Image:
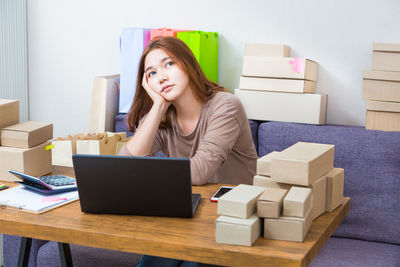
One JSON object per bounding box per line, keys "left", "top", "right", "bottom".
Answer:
{"left": 210, "top": 186, "right": 234, "bottom": 202}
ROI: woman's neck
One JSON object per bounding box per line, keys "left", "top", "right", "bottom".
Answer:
{"left": 173, "top": 89, "right": 203, "bottom": 134}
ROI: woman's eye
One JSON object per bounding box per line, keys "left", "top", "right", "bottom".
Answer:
{"left": 148, "top": 71, "right": 156, "bottom": 77}
{"left": 166, "top": 61, "right": 174, "bottom": 67}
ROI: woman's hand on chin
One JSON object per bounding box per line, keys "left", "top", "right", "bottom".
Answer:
{"left": 142, "top": 73, "right": 171, "bottom": 109}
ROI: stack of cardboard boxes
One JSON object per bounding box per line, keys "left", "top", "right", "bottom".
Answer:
{"left": 215, "top": 142, "right": 344, "bottom": 246}
{"left": 235, "top": 44, "right": 327, "bottom": 125}
{"left": 363, "top": 42, "right": 400, "bottom": 131}
{"left": 0, "top": 99, "right": 53, "bottom": 182}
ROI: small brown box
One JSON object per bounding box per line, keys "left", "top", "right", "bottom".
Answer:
{"left": 216, "top": 214, "right": 261, "bottom": 246}
{"left": 264, "top": 209, "right": 312, "bottom": 242}
{"left": 257, "top": 151, "right": 280, "bottom": 176}
{"left": 0, "top": 141, "right": 52, "bottom": 182}
{"left": 326, "top": 168, "right": 344, "bottom": 212}
{"left": 1, "top": 121, "right": 53, "bottom": 148}
{"left": 310, "top": 175, "right": 327, "bottom": 220}
{"left": 366, "top": 100, "right": 400, "bottom": 131}
{"left": 257, "top": 188, "right": 288, "bottom": 218}
{"left": 283, "top": 186, "right": 312, "bottom": 218}
{"left": 0, "top": 99, "right": 19, "bottom": 145}
{"left": 362, "top": 70, "right": 400, "bottom": 102}
{"left": 253, "top": 175, "right": 292, "bottom": 190}
{"left": 372, "top": 43, "right": 400, "bottom": 71}
{"left": 271, "top": 142, "right": 334, "bottom": 186}
{"left": 244, "top": 43, "right": 290, "bottom": 57}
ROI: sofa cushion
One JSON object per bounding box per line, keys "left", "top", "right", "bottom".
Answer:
{"left": 36, "top": 241, "right": 141, "bottom": 267}
{"left": 258, "top": 122, "right": 400, "bottom": 245}
{"left": 310, "top": 237, "right": 400, "bottom": 267}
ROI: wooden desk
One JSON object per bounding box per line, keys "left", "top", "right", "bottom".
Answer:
{"left": 0, "top": 166, "right": 350, "bottom": 267}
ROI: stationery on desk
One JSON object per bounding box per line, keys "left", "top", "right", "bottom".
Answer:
{"left": 0, "top": 185, "right": 79, "bottom": 214}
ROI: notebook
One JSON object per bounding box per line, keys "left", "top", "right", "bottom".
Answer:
{"left": 72, "top": 154, "right": 201, "bottom": 218}
{"left": 0, "top": 185, "right": 79, "bottom": 214}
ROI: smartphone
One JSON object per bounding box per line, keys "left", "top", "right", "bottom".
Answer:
{"left": 210, "top": 186, "right": 234, "bottom": 202}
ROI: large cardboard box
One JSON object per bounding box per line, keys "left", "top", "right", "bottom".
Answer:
{"left": 235, "top": 89, "right": 327, "bottom": 125}
{"left": 310, "top": 175, "right": 327, "bottom": 220}
{"left": 1, "top": 121, "right": 53, "bottom": 148}
{"left": 264, "top": 209, "right": 312, "bottom": 242}
{"left": 0, "top": 142, "right": 52, "bottom": 182}
{"left": 271, "top": 142, "right": 335, "bottom": 186}
{"left": 366, "top": 100, "right": 400, "bottom": 131}
{"left": 257, "top": 188, "right": 288, "bottom": 218}
{"left": 0, "top": 99, "right": 19, "bottom": 145}
{"left": 216, "top": 214, "right": 260, "bottom": 246}
{"left": 326, "top": 168, "right": 344, "bottom": 212}
{"left": 257, "top": 151, "right": 280, "bottom": 176}
{"left": 253, "top": 175, "right": 292, "bottom": 190}
{"left": 239, "top": 76, "right": 316, "bottom": 94}
{"left": 372, "top": 43, "right": 400, "bottom": 71}
{"left": 244, "top": 43, "right": 290, "bottom": 57}
{"left": 88, "top": 75, "right": 120, "bottom": 133}
{"left": 218, "top": 184, "right": 265, "bottom": 219}
{"left": 242, "top": 56, "right": 318, "bottom": 81}
{"left": 362, "top": 70, "right": 400, "bottom": 102}
{"left": 283, "top": 186, "right": 312, "bottom": 218}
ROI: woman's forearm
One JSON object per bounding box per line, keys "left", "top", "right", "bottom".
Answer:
{"left": 125, "top": 102, "right": 169, "bottom": 156}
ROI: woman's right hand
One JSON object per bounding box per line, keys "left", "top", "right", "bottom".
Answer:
{"left": 142, "top": 73, "right": 170, "bottom": 109}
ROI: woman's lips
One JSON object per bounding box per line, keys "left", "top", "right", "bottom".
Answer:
{"left": 162, "top": 85, "right": 173, "bottom": 92}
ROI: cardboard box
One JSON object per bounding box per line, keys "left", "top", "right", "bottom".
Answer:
{"left": 283, "top": 186, "right": 312, "bottom": 218}
{"left": 0, "top": 142, "right": 52, "bottom": 182}
{"left": 218, "top": 184, "right": 265, "bottom": 219}
{"left": 310, "top": 175, "right": 327, "bottom": 220}
{"left": 235, "top": 89, "right": 327, "bottom": 125}
{"left": 242, "top": 56, "right": 318, "bottom": 81}
{"left": 76, "top": 132, "right": 127, "bottom": 155}
{"left": 244, "top": 43, "right": 290, "bottom": 57}
{"left": 362, "top": 70, "right": 400, "bottom": 102}
{"left": 257, "top": 188, "right": 288, "bottom": 218}
{"left": 253, "top": 175, "right": 292, "bottom": 190}
{"left": 0, "top": 99, "right": 19, "bottom": 145}
{"left": 366, "top": 100, "right": 400, "bottom": 131}
{"left": 88, "top": 75, "right": 120, "bottom": 133}
{"left": 372, "top": 43, "right": 400, "bottom": 71}
{"left": 239, "top": 76, "right": 316, "bottom": 93}
{"left": 257, "top": 151, "right": 280, "bottom": 176}
{"left": 216, "top": 214, "right": 261, "bottom": 246}
{"left": 326, "top": 168, "right": 344, "bottom": 212}
{"left": 1, "top": 121, "right": 53, "bottom": 148}
{"left": 264, "top": 209, "right": 312, "bottom": 242}
{"left": 116, "top": 136, "right": 132, "bottom": 155}
{"left": 271, "top": 142, "right": 334, "bottom": 186}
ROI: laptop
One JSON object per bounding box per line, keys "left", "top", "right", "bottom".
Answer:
{"left": 72, "top": 154, "right": 201, "bottom": 218}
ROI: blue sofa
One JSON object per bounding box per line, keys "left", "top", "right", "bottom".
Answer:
{"left": 3, "top": 118, "right": 400, "bottom": 266}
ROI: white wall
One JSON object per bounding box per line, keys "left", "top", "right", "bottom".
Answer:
{"left": 27, "top": 0, "right": 400, "bottom": 137}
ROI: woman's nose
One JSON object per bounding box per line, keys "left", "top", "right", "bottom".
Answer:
{"left": 159, "top": 74, "right": 168, "bottom": 83}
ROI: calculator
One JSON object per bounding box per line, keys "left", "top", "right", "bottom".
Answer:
{"left": 9, "top": 170, "right": 77, "bottom": 195}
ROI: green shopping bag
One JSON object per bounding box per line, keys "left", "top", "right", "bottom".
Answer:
{"left": 177, "top": 31, "right": 218, "bottom": 83}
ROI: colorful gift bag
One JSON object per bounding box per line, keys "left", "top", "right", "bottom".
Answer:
{"left": 177, "top": 31, "right": 218, "bottom": 83}
{"left": 119, "top": 28, "right": 151, "bottom": 113}
{"left": 150, "top": 28, "right": 190, "bottom": 41}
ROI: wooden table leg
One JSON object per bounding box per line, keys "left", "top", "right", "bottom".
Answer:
{"left": 17, "top": 237, "right": 32, "bottom": 267}
{"left": 58, "top": 242, "right": 73, "bottom": 267}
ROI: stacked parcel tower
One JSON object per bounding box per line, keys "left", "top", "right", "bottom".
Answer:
{"left": 235, "top": 44, "right": 327, "bottom": 125}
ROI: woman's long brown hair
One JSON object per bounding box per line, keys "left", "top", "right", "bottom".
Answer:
{"left": 126, "top": 36, "right": 225, "bottom": 132}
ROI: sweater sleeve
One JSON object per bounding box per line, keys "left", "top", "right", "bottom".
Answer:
{"left": 190, "top": 98, "right": 242, "bottom": 185}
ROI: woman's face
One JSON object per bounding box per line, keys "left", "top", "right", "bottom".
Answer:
{"left": 144, "top": 49, "right": 190, "bottom": 102}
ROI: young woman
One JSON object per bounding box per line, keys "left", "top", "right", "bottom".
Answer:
{"left": 119, "top": 37, "right": 257, "bottom": 186}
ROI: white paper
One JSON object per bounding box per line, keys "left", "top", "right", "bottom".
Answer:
{"left": 0, "top": 185, "right": 78, "bottom": 213}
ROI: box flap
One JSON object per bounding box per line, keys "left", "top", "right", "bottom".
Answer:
{"left": 3, "top": 121, "right": 52, "bottom": 133}
{"left": 0, "top": 99, "right": 18, "bottom": 105}
{"left": 363, "top": 70, "right": 400, "bottom": 82}
{"left": 216, "top": 214, "right": 258, "bottom": 226}
{"left": 366, "top": 100, "right": 400, "bottom": 113}
{"left": 373, "top": 43, "right": 400, "bottom": 52}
